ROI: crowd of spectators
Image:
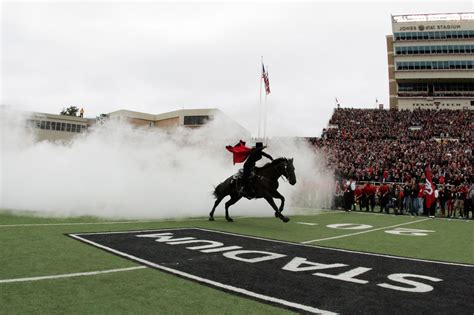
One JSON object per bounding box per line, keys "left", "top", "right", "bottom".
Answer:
{"left": 310, "top": 108, "right": 473, "bottom": 219}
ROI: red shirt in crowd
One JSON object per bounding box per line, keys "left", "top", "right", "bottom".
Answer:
{"left": 379, "top": 184, "right": 389, "bottom": 196}
{"left": 417, "top": 184, "right": 425, "bottom": 198}
{"left": 364, "top": 183, "right": 376, "bottom": 196}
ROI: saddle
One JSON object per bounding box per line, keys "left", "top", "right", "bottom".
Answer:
{"left": 232, "top": 169, "right": 258, "bottom": 198}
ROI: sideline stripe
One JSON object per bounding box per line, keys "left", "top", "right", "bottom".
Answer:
{"left": 0, "top": 216, "right": 257, "bottom": 228}
{"left": 301, "top": 218, "right": 430, "bottom": 243}
{"left": 0, "top": 217, "right": 215, "bottom": 228}
{"left": 69, "top": 233, "right": 335, "bottom": 315}
{"left": 0, "top": 266, "right": 146, "bottom": 284}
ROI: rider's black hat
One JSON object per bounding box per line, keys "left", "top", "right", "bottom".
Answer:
{"left": 255, "top": 142, "right": 264, "bottom": 148}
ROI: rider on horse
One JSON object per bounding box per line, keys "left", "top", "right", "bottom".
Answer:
{"left": 226, "top": 141, "right": 273, "bottom": 195}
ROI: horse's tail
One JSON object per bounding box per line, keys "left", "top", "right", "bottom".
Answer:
{"left": 213, "top": 182, "right": 224, "bottom": 199}
{"left": 213, "top": 176, "right": 234, "bottom": 199}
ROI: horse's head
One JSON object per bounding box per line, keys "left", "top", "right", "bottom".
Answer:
{"left": 282, "top": 158, "right": 296, "bottom": 185}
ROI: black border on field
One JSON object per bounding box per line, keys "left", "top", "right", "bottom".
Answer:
{"left": 66, "top": 227, "right": 474, "bottom": 314}
{"left": 67, "top": 227, "right": 474, "bottom": 268}
{"left": 67, "top": 227, "right": 332, "bottom": 314}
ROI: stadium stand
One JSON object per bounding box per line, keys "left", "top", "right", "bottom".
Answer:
{"left": 310, "top": 108, "right": 473, "bottom": 218}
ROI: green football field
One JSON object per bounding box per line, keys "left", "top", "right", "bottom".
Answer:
{"left": 1, "top": 209, "right": 472, "bottom": 314}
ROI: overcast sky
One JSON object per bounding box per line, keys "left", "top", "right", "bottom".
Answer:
{"left": 2, "top": 1, "right": 473, "bottom": 136}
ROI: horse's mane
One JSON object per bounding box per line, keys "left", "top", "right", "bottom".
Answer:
{"left": 259, "top": 157, "right": 287, "bottom": 170}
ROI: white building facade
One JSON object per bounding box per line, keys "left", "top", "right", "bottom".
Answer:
{"left": 387, "top": 12, "right": 474, "bottom": 110}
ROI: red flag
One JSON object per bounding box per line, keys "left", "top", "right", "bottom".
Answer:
{"left": 226, "top": 140, "right": 251, "bottom": 164}
{"left": 424, "top": 166, "right": 435, "bottom": 208}
{"left": 262, "top": 63, "right": 270, "bottom": 95}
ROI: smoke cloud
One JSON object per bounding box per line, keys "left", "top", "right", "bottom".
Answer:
{"left": 0, "top": 108, "right": 333, "bottom": 219}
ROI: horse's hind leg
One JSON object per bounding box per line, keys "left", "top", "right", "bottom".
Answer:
{"left": 224, "top": 194, "right": 242, "bottom": 222}
{"left": 209, "top": 195, "right": 225, "bottom": 221}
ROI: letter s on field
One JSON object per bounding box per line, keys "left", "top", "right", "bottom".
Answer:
{"left": 377, "top": 273, "right": 443, "bottom": 293}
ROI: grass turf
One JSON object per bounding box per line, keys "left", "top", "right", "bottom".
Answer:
{"left": 0, "top": 209, "right": 472, "bottom": 314}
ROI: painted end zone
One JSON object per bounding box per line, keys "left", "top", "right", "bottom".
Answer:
{"left": 68, "top": 228, "right": 474, "bottom": 314}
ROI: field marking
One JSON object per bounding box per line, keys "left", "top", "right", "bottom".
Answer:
{"left": 301, "top": 218, "right": 431, "bottom": 243}
{"left": 0, "top": 217, "right": 221, "bottom": 228}
{"left": 0, "top": 216, "right": 258, "bottom": 228}
{"left": 0, "top": 266, "right": 146, "bottom": 284}
{"left": 71, "top": 227, "right": 474, "bottom": 268}
{"left": 296, "top": 222, "right": 318, "bottom": 226}
{"left": 69, "top": 233, "right": 335, "bottom": 315}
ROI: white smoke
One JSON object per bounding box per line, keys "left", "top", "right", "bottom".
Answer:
{"left": 0, "top": 108, "right": 333, "bottom": 219}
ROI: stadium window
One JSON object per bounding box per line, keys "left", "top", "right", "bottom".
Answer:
{"left": 46, "top": 121, "right": 51, "bottom": 130}
{"left": 40, "top": 121, "right": 46, "bottom": 129}
{"left": 56, "top": 122, "right": 61, "bottom": 131}
{"left": 51, "top": 122, "right": 56, "bottom": 130}
{"left": 183, "top": 115, "right": 210, "bottom": 125}
{"left": 66, "top": 123, "right": 71, "bottom": 132}
{"left": 71, "top": 124, "right": 76, "bottom": 132}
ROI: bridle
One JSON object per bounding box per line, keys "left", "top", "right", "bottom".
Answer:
{"left": 280, "top": 159, "right": 291, "bottom": 182}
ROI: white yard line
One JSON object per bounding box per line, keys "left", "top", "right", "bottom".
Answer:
{"left": 0, "top": 266, "right": 147, "bottom": 284}
{"left": 0, "top": 217, "right": 215, "bottom": 228}
{"left": 70, "top": 234, "right": 335, "bottom": 315}
{"left": 301, "top": 218, "right": 431, "bottom": 244}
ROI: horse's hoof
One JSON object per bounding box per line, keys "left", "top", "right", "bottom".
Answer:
{"left": 274, "top": 212, "right": 278, "bottom": 218}
{"left": 226, "top": 217, "right": 234, "bottom": 222}
{"left": 282, "top": 217, "right": 290, "bottom": 223}
{"left": 209, "top": 217, "right": 214, "bottom": 221}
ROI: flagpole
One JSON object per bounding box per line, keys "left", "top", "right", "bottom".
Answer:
{"left": 258, "top": 56, "right": 263, "bottom": 139}
{"left": 263, "top": 89, "right": 267, "bottom": 142}
{"left": 263, "top": 66, "right": 268, "bottom": 142}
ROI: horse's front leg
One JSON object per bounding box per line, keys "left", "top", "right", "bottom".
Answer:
{"left": 263, "top": 193, "right": 289, "bottom": 223}
{"left": 272, "top": 190, "right": 285, "bottom": 216}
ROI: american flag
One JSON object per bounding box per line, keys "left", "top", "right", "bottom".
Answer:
{"left": 262, "top": 63, "right": 270, "bottom": 95}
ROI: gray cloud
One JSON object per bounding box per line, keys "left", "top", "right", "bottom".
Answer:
{"left": 2, "top": 1, "right": 471, "bottom": 136}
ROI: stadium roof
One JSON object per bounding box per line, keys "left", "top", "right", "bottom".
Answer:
{"left": 392, "top": 12, "right": 474, "bottom": 23}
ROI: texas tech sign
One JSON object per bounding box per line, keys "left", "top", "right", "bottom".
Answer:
{"left": 69, "top": 228, "right": 473, "bottom": 313}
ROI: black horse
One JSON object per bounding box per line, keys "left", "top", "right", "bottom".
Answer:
{"left": 210, "top": 157, "right": 296, "bottom": 223}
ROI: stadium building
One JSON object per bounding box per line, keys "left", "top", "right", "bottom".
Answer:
{"left": 23, "top": 108, "right": 249, "bottom": 142}
{"left": 387, "top": 12, "right": 474, "bottom": 111}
